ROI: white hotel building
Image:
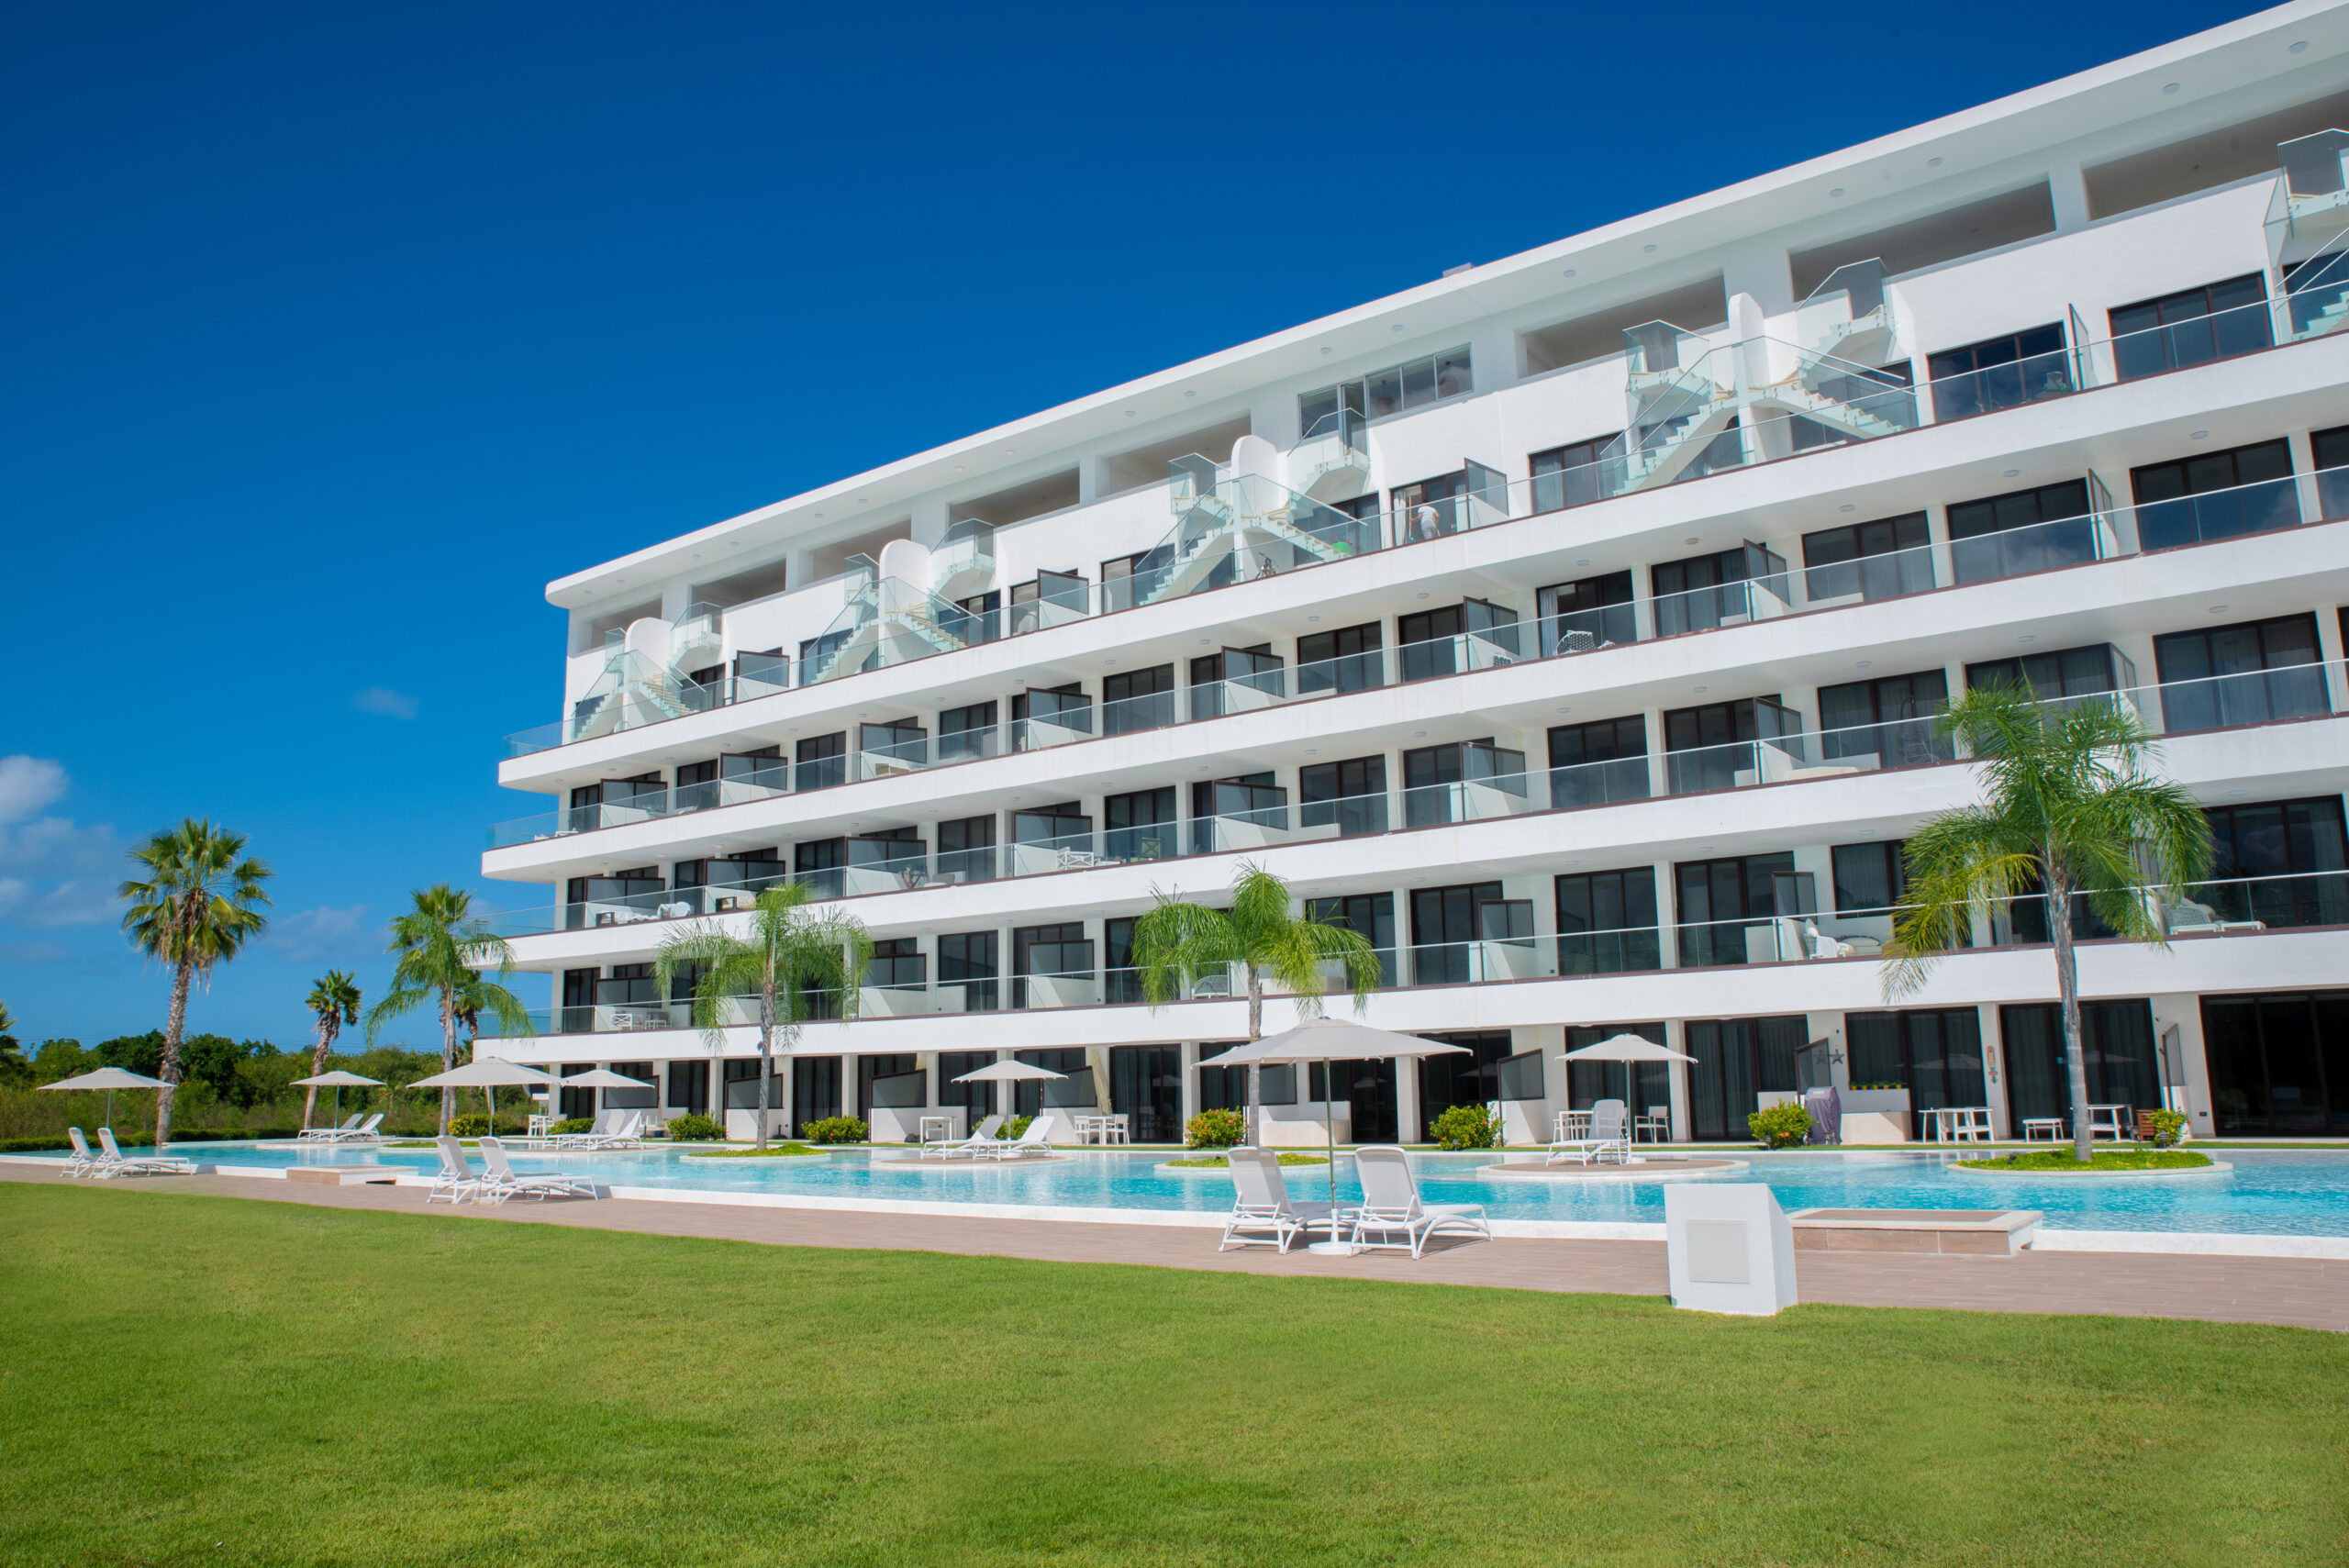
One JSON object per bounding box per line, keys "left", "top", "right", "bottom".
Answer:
{"left": 480, "top": 5, "right": 2349, "bottom": 1148}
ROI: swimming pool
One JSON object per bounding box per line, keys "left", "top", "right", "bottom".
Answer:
{"left": 20, "top": 1141, "right": 2349, "bottom": 1238}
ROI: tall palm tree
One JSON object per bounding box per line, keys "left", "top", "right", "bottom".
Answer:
{"left": 364, "top": 884, "right": 533, "bottom": 1136}
{"left": 301, "top": 970, "right": 362, "bottom": 1129}
{"left": 655, "top": 882, "right": 871, "bottom": 1151}
{"left": 0, "top": 1000, "right": 26, "bottom": 1089}
{"left": 117, "top": 819, "right": 273, "bottom": 1145}
{"left": 1887, "top": 684, "right": 2210, "bottom": 1162}
{"left": 1130, "top": 861, "right": 1381, "bottom": 1143}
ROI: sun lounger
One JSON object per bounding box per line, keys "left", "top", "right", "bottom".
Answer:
{"left": 981, "top": 1113, "right": 1058, "bottom": 1160}
{"left": 64, "top": 1127, "right": 110, "bottom": 1178}
{"left": 933, "top": 1114, "right": 1007, "bottom": 1159}
{"left": 1348, "top": 1145, "right": 1491, "bottom": 1258}
{"left": 477, "top": 1140, "right": 596, "bottom": 1203}
{"left": 1547, "top": 1100, "right": 1631, "bottom": 1166}
{"left": 299, "top": 1114, "right": 363, "bottom": 1142}
{"left": 572, "top": 1111, "right": 645, "bottom": 1150}
{"left": 96, "top": 1128, "right": 195, "bottom": 1177}
{"left": 1219, "top": 1145, "right": 1338, "bottom": 1254}
{"left": 553, "top": 1109, "right": 618, "bottom": 1149}
{"left": 428, "top": 1136, "right": 485, "bottom": 1205}
{"left": 332, "top": 1113, "right": 386, "bottom": 1143}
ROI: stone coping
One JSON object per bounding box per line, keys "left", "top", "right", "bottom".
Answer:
{"left": 1787, "top": 1207, "right": 2043, "bottom": 1255}
{"left": 1947, "top": 1159, "right": 2234, "bottom": 1180}
{"left": 1479, "top": 1158, "right": 1749, "bottom": 1183}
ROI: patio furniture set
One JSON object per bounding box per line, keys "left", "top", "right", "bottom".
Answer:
{"left": 917, "top": 1113, "right": 1062, "bottom": 1160}
{"left": 1219, "top": 1144, "right": 1491, "bottom": 1259}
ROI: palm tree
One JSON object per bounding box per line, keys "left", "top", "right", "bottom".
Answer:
{"left": 364, "top": 884, "right": 533, "bottom": 1136}
{"left": 0, "top": 1000, "right": 27, "bottom": 1089}
{"left": 1130, "top": 861, "right": 1381, "bottom": 1143}
{"left": 655, "top": 882, "right": 871, "bottom": 1151}
{"left": 117, "top": 820, "right": 273, "bottom": 1145}
{"left": 301, "top": 970, "right": 362, "bottom": 1129}
{"left": 1886, "top": 684, "right": 2210, "bottom": 1162}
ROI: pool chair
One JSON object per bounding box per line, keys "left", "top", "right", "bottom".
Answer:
{"left": 572, "top": 1111, "right": 645, "bottom": 1151}
{"left": 1348, "top": 1146, "right": 1492, "bottom": 1259}
{"left": 1547, "top": 1100, "right": 1631, "bottom": 1166}
{"left": 927, "top": 1114, "right": 1005, "bottom": 1159}
{"left": 322, "top": 1113, "right": 384, "bottom": 1144}
{"left": 96, "top": 1128, "right": 195, "bottom": 1178}
{"left": 428, "top": 1137, "right": 485, "bottom": 1205}
{"left": 64, "top": 1127, "right": 111, "bottom": 1178}
{"left": 983, "top": 1113, "right": 1059, "bottom": 1160}
{"left": 553, "top": 1109, "right": 619, "bottom": 1149}
{"left": 476, "top": 1140, "right": 596, "bottom": 1203}
{"left": 1219, "top": 1146, "right": 1337, "bottom": 1254}
{"left": 299, "top": 1115, "right": 363, "bottom": 1142}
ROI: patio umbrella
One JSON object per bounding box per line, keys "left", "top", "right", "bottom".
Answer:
{"left": 1558, "top": 1032, "right": 1695, "bottom": 1063}
{"left": 291, "top": 1070, "right": 384, "bottom": 1129}
{"left": 551, "top": 1067, "right": 654, "bottom": 1119}
{"left": 39, "top": 1066, "right": 168, "bottom": 1133}
{"left": 409, "top": 1057, "right": 555, "bottom": 1137}
{"left": 1201, "top": 1018, "right": 1471, "bottom": 1254}
{"left": 951, "top": 1058, "right": 1065, "bottom": 1123}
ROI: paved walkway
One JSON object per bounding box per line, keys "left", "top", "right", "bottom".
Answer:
{"left": 6, "top": 1165, "right": 2341, "bottom": 1331}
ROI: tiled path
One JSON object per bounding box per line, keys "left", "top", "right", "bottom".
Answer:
{"left": 6, "top": 1165, "right": 2342, "bottom": 1330}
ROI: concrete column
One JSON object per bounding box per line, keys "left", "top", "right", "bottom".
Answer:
{"left": 1179, "top": 1042, "right": 1200, "bottom": 1129}
{"left": 1976, "top": 1004, "right": 2008, "bottom": 1140}
{"left": 2047, "top": 161, "right": 2093, "bottom": 232}
{"left": 1665, "top": 1021, "right": 1692, "bottom": 1142}
{"left": 1395, "top": 1056, "right": 1422, "bottom": 1145}
{"left": 1652, "top": 861, "right": 1676, "bottom": 970}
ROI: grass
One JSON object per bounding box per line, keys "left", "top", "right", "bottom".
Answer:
{"left": 3, "top": 1186, "right": 2344, "bottom": 1566}
{"left": 1163, "top": 1152, "right": 1328, "bottom": 1167}
{"left": 688, "top": 1142, "right": 823, "bottom": 1158}
{"left": 1958, "top": 1150, "right": 2216, "bottom": 1172}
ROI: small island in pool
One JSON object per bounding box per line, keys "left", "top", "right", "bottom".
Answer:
{"left": 1956, "top": 1150, "right": 2214, "bottom": 1173}
{"left": 688, "top": 1143, "right": 826, "bottom": 1159}
{"left": 1163, "top": 1152, "right": 1328, "bottom": 1168}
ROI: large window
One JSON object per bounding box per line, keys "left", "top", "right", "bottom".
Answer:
{"left": 2313, "top": 424, "right": 2349, "bottom": 519}
{"left": 1844, "top": 1010, "right": 1987, "bottom": 1131}
{"left": 1815, "top": 668, "right": 1951, "bottom": 766}
{"left": 1965, "top": 642, "right": 2136, "bottom": 708}
{"left": 2201, "top": 993, "right": 2349, "bottom": 1135}
{"left": 1926, "top": 323, "right": 2071, "bottom": 420}
{"left": 1554, "top": 869, "right": 1660, "bottom": 976}
{"left": 1530, "top": 435, "right": 1617, "bottom": 514}
{"left": 1564, "top": 1023, "right": 1671, "bottom": 1119}
{"left": 1417, "top": 1031, "right": 1515, "bottom": 1141}
{"left": 938, "top": 1051, "right": 996, "bottom": 1121}
{"left": 2130, "top": 439, "right": 2299, "bottom": 552}
{"left": 1686, "top": 1017, "right": 1808, "bottom": 1141}
{"left": 2197, "top": 796, "right": 2349, "bottom": 929}
{"left": 1408, "top": 882, "right": 1504, "bottom": 986}
{"left": 1199, "top": 1046, "right": 1295, "bottom": 1112}
{"left": 1945, "top": 479, "right": 2097, "bottom": 584}
{"left": 1108, "top": 1044, "right": 1183, "bottom": 1142}
{"left": 1830, "top": 840, "right": 1908, "bottom": 916}
{"left": 1299, "top": 346, "right": 1471, "bottom": 428}
{"left": 1547, "top": 715, "right": 1649, "bottom": 808}
{"left": 1999, "top": 1001, "right": 2160, "bottom": 1128}
{"left": 1400, "top": 739, "right": 1525, "bottom": 826}
{"left": 938, "top": 931, "right": 998, "bottom": 1012}
{"left": 794, "top": 731, "right": 847, "bottom": 792}
{"left": 1012, "top": 923, "right": 1091, "bottom": 1008}
{"left": 1650, "top": 543, "right": 1787, "bottom": 635}
{"left": 936, "top": 815, "right": 996, "bottom": 883}
{"left": 2109, "top": 273, "right": 2270, "bottom": 381}
{"left": 1102, "top": 786, "right": 1175, "bottom": 862}
{"left": 1536, "top": 571, "right": 1636, "bottom": 655}
{"left": 1299, "top": 755, "right": 1388, "bottom": 837}
{"left": 938, "top": 701, "right": 998, "bottom": 762}
{"left": 1662, "top": 696, "right": 1797, "bottom": 795}
{"left": 1397, "top": 598, "right": 1519, "bottom": 679}
{"left": 2152, "top": 614, "right": 2328, "bottom": 732}
{"left": 1297, "top": 620, "right": 1384, "bottom": 695}
{"left": 666, "top": 1059, "right": 708, "bottom": 1115}
{"left": 1101, "top": 664, "right": 1175, "bottom": 735}
{"left": 791, "top": 1056, "right": 841, "bottom": 1131}
{"left": 1674, "top": 852, "right": 1798, "bottom": 968}
{"left": 1801, "top": 512, "right": 1931, "bottom": 603}
{"left": 1306, "top": 894, "right": 1394, "bottom": 987}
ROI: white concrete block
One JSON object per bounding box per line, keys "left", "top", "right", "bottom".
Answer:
{"left": 1665, "top": 1183, "right": 1798, "bottom": 1316}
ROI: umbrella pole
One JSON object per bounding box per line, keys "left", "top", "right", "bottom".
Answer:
{"left": 1325, "top": 1057, "right": 1339, "bottom": 1245}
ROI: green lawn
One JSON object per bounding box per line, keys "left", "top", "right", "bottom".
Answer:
{"left": 1, "top": 1186, "right": 2343, "bottom": 1567}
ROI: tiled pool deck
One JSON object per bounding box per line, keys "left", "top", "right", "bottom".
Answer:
{"left": 6, "top": 1163, "right": 2341, "bottom": 1332}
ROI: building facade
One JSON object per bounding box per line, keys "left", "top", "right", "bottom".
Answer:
{"left": 480, "top": 5, "right": 2349, "bottom": 1146}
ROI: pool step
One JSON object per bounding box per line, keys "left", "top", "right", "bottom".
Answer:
{"left": 285, "top": 1164, "right": 406, "bottom": 1186}
{"left": 1787, "top": 1207, "right": 2042, "bottom": 1255}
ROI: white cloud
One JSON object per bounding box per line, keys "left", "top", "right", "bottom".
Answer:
{"left": 268, "top": 903, "right": 373, "bottom": 962}
{"left": 0, "top": 879, "right": 114, "bottom": 929}
{"left": 0, "top": 813, "right": 118, "bottom": 876}
{"left": 351, "top": 687, "right": 419, "bottom": 720}
{"left": 0, "top": 940, "right": 70, "bottom": 965}
{"left": 0, "top": 757, "right": 67, "bottom": 825}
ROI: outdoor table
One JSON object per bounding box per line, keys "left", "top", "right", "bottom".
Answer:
{"left": 526, "top": 1113, "right": 555, "bottom": 1149}
{"left": 918, "top": 1115, "right": 954, "bottom": 1151}
{"left": 1923, "top": 1106, "right": 1995, "bottom": 1144}
{"left": 2022, "top": 1118, "right": 2065, "bottom": 1140}
{"left": 1553, "top": 1109, "right": 1593, "bottom": 1142}
{"left": 2086, "top": 1104, "right": 2132, "bottom": 1141}
{"left": 1633, "top": 1109, "right": 1670, "bottom": 1143}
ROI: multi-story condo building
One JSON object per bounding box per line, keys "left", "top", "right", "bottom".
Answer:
{"left": 480, "top": 4, "right": 2349, "bottom": 1149}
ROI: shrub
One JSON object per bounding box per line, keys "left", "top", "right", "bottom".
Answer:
{"left": 663, "top": 1114, "right": 725, "bottom": 1142}
{"left": 1431, "top": 1103, "right": 1497, "bottom": 1151}
{"left": 447, "top": 1114, "right": 527, "bottom": 1139}
{"left": 1748, "top": 1102, "right": 1813, "bottom": 1149}
{"left": 2138, "top": 1108, "right": 2189, "bottom": 1149}
{"left": 798, "top": 1115, "right": 867, "bottom": 1144}
{"left": 1000, "top": 1116, "right": 1031, "bottom": 1141}
{"left": 548, "top": 1118, "right": 595, "bottom": 1137}
{"left": 1186, "top": 1107, "right": 1245, "bottom": 1149}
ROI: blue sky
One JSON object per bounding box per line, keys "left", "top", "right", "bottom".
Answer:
{"left": 1, "top": 0, "right": 2250, "bottom": 1049}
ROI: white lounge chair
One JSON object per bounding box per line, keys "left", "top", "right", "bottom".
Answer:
{"left": 97, "top": 1128, "right": 195, "bottom": 1177}
{"left": 553, "top": 1109, "right": 618, "bottom": 1149}
{"left": 339, "top": 1112, "right": 386, "bottom": 1143}
{"left": 572, "top": 1111, "right": 645, "bottom": 1151}
{"left": 1348, "top": 1145, "right": 1491, "bottom": 1259}
{"left": 64, "top": 1127, "right": 110, "bottom": 1178}
{"left": 477, "top": 1140, "right": 596, "bottom": 1203}
{"left": 982, "top": 1113, "right": 1058, "bottom": 1160}
{"left": 299, "top": 1114, "right": 363, "bottom": 1142}
{"left": 1547, "top": 1100, "right": 1631, "bottom": 1166}
{"left": 428, "top": 1136, "right": 484, "bottom": 1205}
{"left": 934, "top": 1114, "right": 1008, "bottom": 1159}
{"left": 1219, "top": 1145, "right": 1337, "bottom": 1253}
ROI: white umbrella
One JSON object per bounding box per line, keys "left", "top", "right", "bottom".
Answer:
{"left": 39, "top": 1066, "right": 168, "bottom": 1133}
{"left": 1201, "top": 1018, "right": 1471, "bottom": 1254}
{"left": 552, "top": 1067, "right": 654, "bottom": 1118}
{"left": 291, "top": 1070, "right": 384, "bottom": 1129}
{"left": 410, "top": 1057, "right": 555, "bottom": 1137}
{"left": 1558, "top": 1032, "right": 1695, "bottom": 1063}
{"left": 952, "top": 1058, "right": 1066, "bottom": 1122}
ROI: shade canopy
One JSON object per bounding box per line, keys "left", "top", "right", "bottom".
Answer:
{"left": 554, "top": 1068, "right": 654, "bottom": 1088}
{"left": 1199, "top": 1018, "right": 1470, "bottom": 1068}
{"left": 38, "top": 1067, "right": 169, "bottom": 1091}
{"left": 409, "top": 1058, "right": 556, "bottom": 1088}
{"left": 951, "top": 1061, "right": 1066, "bottom": 1084}
{"left": 292, "top": 1070, "right": 384, "bottom": 1088}
{"left": 1559, "top": 1032, "right": 1696, "bottom": 1064}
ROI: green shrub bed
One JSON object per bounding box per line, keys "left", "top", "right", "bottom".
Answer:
{"left": 1957, "top": 1150, "right": 2215, "bottom": 1173}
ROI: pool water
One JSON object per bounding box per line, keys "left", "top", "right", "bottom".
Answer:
{"left": 24, "top": 1142, "right": 2349, "bottom": 1236}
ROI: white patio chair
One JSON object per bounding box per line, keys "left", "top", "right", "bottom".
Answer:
{"left": 97, "top": 1128, "right": 194, "bottom": 1177}
{"left": 299, "top": 1115, "right": 362, "bottom": 1142}
{"left": 328, "top": 1113, "right": 384, "bottom": 1143}
{"left": 476, "top": 1140, "right": 596, "bottom": 1203}
{"left": 982, "top": 1113, "right": 1058, "bottom": 1160}
{"left": 428, "top": 1136, "right": 485, "bottom": 1205}
{"left": 1347, "top": 1146, "right": 1492, "bottom": 1259}
{"left": 1219, "top": 1146, "right": 1335, "bottom": 1254}
{"left": 1547, "top": 1100, "right": 1631, "bottom": 1166}
{"left": 932, "top": 1114, "right": 1005, "bottom": 1159}
{"left": 574, "top": 1111, "right": 644, "bottom": 1151}
{"left": 556, "top": 1109, "right": 618, "bottom": 1149}
{"left": 64, "top": 1127, "right": 111, "bottom": 1178}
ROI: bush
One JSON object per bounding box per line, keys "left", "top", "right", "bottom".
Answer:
{"left": 1431, "top": 1103, "right": 1497, "bottom": 1151}
{"left": 548, "top": 1118, "right": 595, "bottom": 1137}
{"left": 798, "top": 1115, "right": 867, "bottom": 1144}
{"left": 1186, "top": 1108, "right": 1245, "bottom": 1149}
{"left": 1748, "top": 1102, "right": 1813, "bottom": 1149}
{"left": 2138, "top": 1108, "right": 2189, "bottom": 1149}
{"left": 663, "top": 1114, "right": 725, "bottom": 1142}
{"left": 1000, "top": 1116, "right": 1031, "bottom": 1141}
{"left": 447, "top": 1114, "right": 527, "bottom": 1139}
